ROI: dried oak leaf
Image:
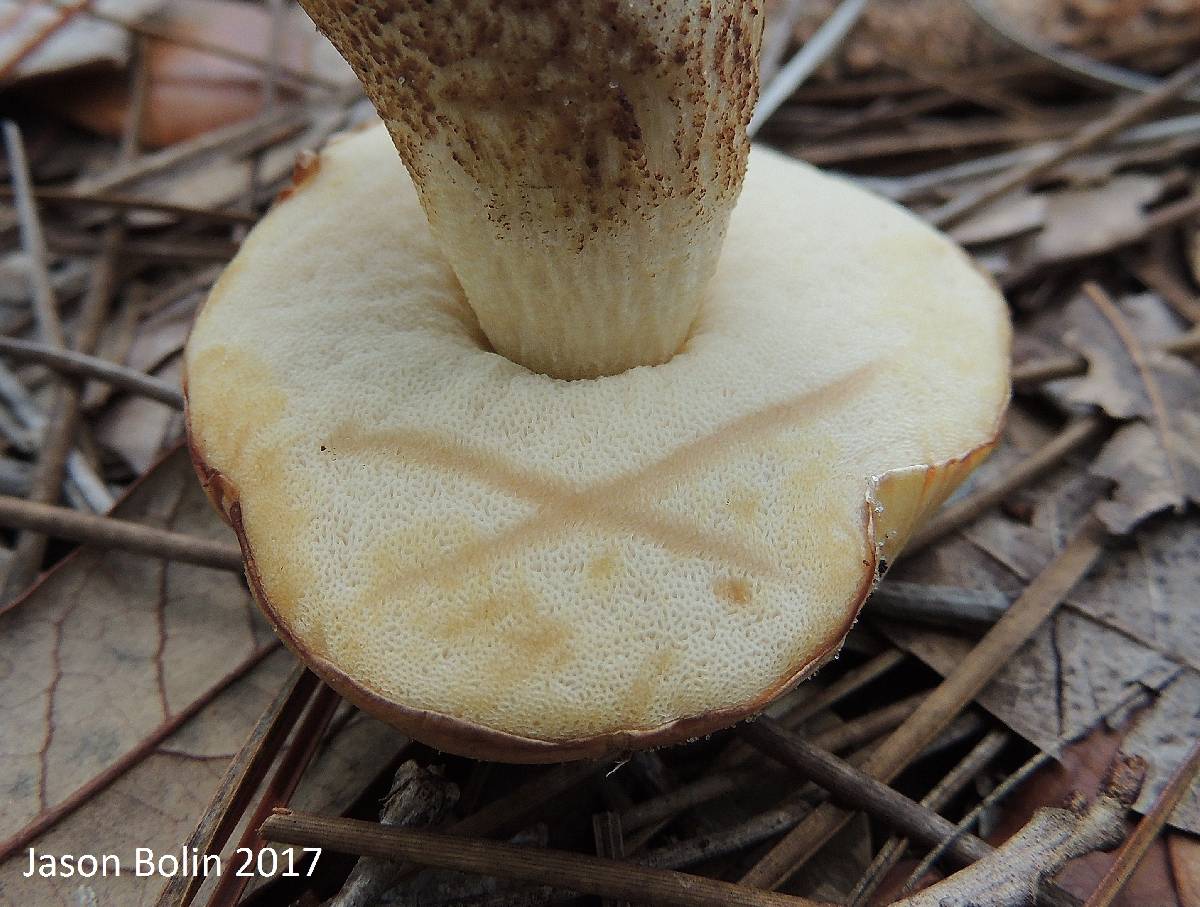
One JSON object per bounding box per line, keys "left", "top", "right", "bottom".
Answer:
{"left": 0, "top": 447, "right": 405, "bottom": 905}
{"left": 0, "top": 652, "right": 292, "bottom": 907}
{"left": 1057, "top": 290, "right": 1200, "bottom": 533}
{"left": 1091, "top": 416, "right": 1200, "bottom": 535}
{"left": 885, "top": 458, "right": 1200, "bottom": 832}
{"left": 1058, "top": 291, "right": 1188, "bottom": 419}
{"left": 1023, "top": 175, "right": 1163, "bottom": 270}
{"left": 949, "top": 190, "right": 1046, "bottom": 247}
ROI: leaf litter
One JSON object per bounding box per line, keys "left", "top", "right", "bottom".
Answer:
{"left": 2, "top": 1, "right": 1200, "bottom": 904}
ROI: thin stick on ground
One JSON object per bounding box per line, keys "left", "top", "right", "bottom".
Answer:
{"left": 1, "top": 120, "right": 93, "bottom": 596}
{"left": 929, "top": 59, "right": 1200, "bottom": 228}
{"left": 155, "top": 664, "right": 317, "bottom": 907}
{"left": 0, "top": 495, "right": 245, "bottom": 576}
{"left": 740, "top": 717, "right": 995, "bottom": 866}
{"left": 900, "top": 683, "right": 1155, "bottom": 898}
{"left": 621, "top": 693, "right": 924, "bottom": 834}
{"left": 0, "top": 185, "right": 259, "bottom": 225}
{"left": 739, "top": 518, "right": 1107, "bottom": 890}
{"left": 847, "top": 729, "right": 1010, "bottom": 907}
{"left": 1011, "top": 325, "right": 1200, "bottom": 388}
{"left": 892, "top": 755, "right": 1146, "bottom": 907}
{"left": 2, "top": 53, "right": 149, "bottom": 594}
{"left": 0, "top": 336, "right": 184, "bottom": 409}
{"left": 208, "top": 683, "right": 343, "bottom": 907}
{"left": 261, "top": 810, "right": 835, "bottom": 907}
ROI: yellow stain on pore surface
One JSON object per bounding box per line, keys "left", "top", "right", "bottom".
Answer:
{"left": 726, "top": 486, "right": 760, "bottom": 526}
{"left": 714, "top": 575, "right": 754, "bottom": 607}
{"left": 625, "top": 648, "right": 681, "bottom": 722}
{"left": 587, "top": 548, "right": 621, "bottom": 585}
{"left": 431, "top": 580, "right": 577, "bottom": 722}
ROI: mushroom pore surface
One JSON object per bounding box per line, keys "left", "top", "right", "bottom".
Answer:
{"left": 184, "top": 125, "right": 1010, "bottom": 761}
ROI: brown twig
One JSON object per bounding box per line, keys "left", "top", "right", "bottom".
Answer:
{"left": 45, "top": 231, "right": 239, "bottom": 264}
{"left": 847, "top": 729, "right": 1010, "bottom": 907}
{"left": 1, "top": 121, "right": 89, "bottom": 594}
{"left": 0, "top": 640, "right": 280, "bottom": 864}
{"left": 208, "top": 683, "right": 343, "bottom": 907}
{"left": 740, "top": 718, "right": 994, "bottom": 866}
{"left": 869, "top": 581, "right": 1012, "bottom": 629}
{"left": 929, "top": 59, "right": 1200, "bottom": 228}
{"left": 739, "top": 518, "right": 1107, "bottom": 890}
{"left": 621, "top": 693, "right": 924, "bottom": 835}
{"left": 0, "top": 336, "right": 184, "bottom": 408}
{"left": 260, "top": 810, "right": 835, "bottom": 907}
{"left": 1012, "top": 325, "right": 1200, "bottom": 389}
{"left": 155, "top": 663, "right": 317, "bottom": 907}
{"left": 0, "top": 184, "right": 258, "bottom": 226}
{"left": 638, "top": 797, "right": 813, "bottom": 872}
{"left": 0, "top": 495, "right": 244, "bottom": 572}
{"left": 71, "top": 108, "right": 308, "bottom": 196}
{"left": 896, "top": 684, "right": 1153, "bottom": 898}
{"left": 1, "top": 51, "right": 149, "bottom": 594}
{"left": 1083, "top": 740, "right": 1200, "bottom": 907}
{"left": 794, "top": 114, "right": 1085, "bottom": 166}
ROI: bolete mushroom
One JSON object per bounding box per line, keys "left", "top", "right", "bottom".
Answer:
{"left": 184, "top": 1, "right": 1010, "bottom": 762}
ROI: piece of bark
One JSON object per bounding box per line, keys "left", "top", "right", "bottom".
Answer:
{"left": 892, "top": 754, "right": 1145, "bottom": 907}
{"left": 328, "top": 760, "right": 460, "bottom": 907}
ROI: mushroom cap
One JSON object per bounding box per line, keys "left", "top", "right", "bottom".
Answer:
{"left": 184, "top": 124, "right": 1009, "bottom": 762}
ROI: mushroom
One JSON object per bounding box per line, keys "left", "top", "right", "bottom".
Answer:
{"left": 184, "top": 1, "right": 1010, "bottom": 762}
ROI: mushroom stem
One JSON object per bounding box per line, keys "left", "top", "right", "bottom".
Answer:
{"left": 299, "top": 0, "right": 763, "bottom": 379}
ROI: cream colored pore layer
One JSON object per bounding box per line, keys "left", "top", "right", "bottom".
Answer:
{"left": 185, "top": 125, "right": 1009, "bottom": 742}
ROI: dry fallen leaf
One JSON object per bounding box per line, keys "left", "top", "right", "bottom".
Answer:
{"left": 1050, "top": 288, "right": 1200, "bottom": 533}
{"left": 0, "top": 447, "right": 272, "bottom": 836}
{"left": 1058, "top": 289, "right": 1190, "bottom": 420}
{"left": 0, "top": 446, "right": 405, "bottom": 904}
{"left": 0, "top": 446, "right": 269, "bottom": 897}
{"left": 0, "top": 0, "right": 162, "bottom": 81}
{"left": 42, "top": 0, "right": 354, "bottom": 148}
{"left": 886, "top": 451, "right": 1200, "bottom": 834}
{"left": 1027, "top": 175, "right": 1163, "bottom": 266}
{"left": 949, "top": 190, "right": 1046, "bottom": 247}
{"left": 777, "top": 0, "right": 1200, "bottom": 78}
{"left": 0, "top": 650, "right": 292, "bottom": 906}
{"left": 1091, "top": 418, "right": 1200, "bottom": 535}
